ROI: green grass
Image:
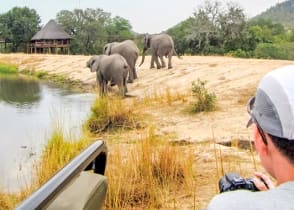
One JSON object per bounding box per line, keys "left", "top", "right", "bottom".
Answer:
{"left": 0, "top": 63, "right": 18, "bottom": 74}
{"left": 19, "top": 69, "right": 86, "bottom": 92}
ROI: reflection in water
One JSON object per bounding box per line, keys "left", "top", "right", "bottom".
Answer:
{"left": 0, "top": 75, "right": 95, "bottom": 192}
{"left": 0, "top": 76, "right": 40, "bottom": 107}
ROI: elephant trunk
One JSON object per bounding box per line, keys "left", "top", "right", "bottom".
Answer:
{"left": 139, "top": 48, "right": 147, "bottom": 67}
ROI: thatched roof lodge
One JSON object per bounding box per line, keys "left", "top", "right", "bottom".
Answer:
{"left": 28, "top": 19, "right": 71, "bottom": 54}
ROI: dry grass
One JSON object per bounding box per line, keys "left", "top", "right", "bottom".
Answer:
{"left": 105, "top": 127, "right": 194, "bottom": 209}
{"left": 236, "top": 87, "right": 256, "bottom": 105}
{"left": 0, "top": 85, "right": 264, "bottom": 210}
{"left": 0, "top": 128, "right": 91, "bottom": 209}
{"left": 85, "top": 96, "right": 145, "bottom": 134}
{"left": 34, "top": 130, "right": 90, "bottom": 186}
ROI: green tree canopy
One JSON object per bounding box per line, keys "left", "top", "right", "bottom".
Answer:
{"left": 56, "top": 8, "right": 134, "bottom": 55}
{"left": 0, "top": 7, "right": 40, "bottom": 52}
{"left": 183, "top": 0, "right": 247, "bottom": 54}
{"left": 106, "top": 16, "right": 134, "bottom": 42}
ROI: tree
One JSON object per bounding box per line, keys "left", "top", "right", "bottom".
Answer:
{"left": 106, "top": 16, "right": 134, "bottom": 42}
{"left": 167, "top": 18, "right": 194, "bottom": 55}
{"left": 57, "top": 8, "right": 134, "bottom": 55}
{"left": 186, "top": 1, "right": 222, "bottom": 54}
{"left": 181, "top": 0, "right": 248, "bottom": 54}
{"left": 217, "top": 2, "right": 247, "bottom": 51}
{"left": 0, "top": 7, "right": 40, "bottom": 52}
{"left": 57, "top": 8, "right": 111, "bottom": 55}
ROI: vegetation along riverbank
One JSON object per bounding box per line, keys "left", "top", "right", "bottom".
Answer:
{"left": 1, "top": 53, "right": 294, "bottom": 209}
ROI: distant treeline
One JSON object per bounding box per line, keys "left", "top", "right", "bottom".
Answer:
{"left": 1, "top": 1, "right": 294, "bottom": 60}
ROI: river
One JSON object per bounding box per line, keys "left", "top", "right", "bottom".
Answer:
{"left": 0, "top": 75, "right": 95, "bottom": 192}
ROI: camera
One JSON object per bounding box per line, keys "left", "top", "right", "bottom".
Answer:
{"left": 219, "top": 172, "right": 259, "bottom": 193}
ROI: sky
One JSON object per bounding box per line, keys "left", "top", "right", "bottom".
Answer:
{"left": 1, "top": 0, "right": 282, "bottom": 34}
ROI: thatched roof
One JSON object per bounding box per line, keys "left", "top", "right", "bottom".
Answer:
{"left": 31, "top": 19, "right": 71, "bottom": 41}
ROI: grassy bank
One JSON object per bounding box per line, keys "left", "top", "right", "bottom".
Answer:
{"left": 0, "top": 62, "right": 262, "bottom": 209}
{"left": 0, "top": 63, "right": 18, "bottom": 75}
{"left": 0, "top": 60, "right": 91, "bottom": 93}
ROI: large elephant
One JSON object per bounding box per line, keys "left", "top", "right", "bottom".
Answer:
{"left": 139, "top": 33, "right": 178, "bottom": 69}
{"left": 103, "top": 40, "right": 139, "bottom": 83}
{"left": 86, "top": 54, "right": 129, "bottom": 97}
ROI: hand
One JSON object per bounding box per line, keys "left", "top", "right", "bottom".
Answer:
{"left": 253, "top": 172, "right": 275, "bottom": 191}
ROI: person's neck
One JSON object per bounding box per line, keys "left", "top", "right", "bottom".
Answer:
{"left": 272, "top": 155, "right": 294, "bottom": 185}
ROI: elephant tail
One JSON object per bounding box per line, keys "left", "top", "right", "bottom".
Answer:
{"left": 173, "top": 48, "right": 182, "bottom": 59}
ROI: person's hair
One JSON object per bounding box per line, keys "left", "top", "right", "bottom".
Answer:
{"left": 269, "top": 134, "right": 294, "bottom": 164}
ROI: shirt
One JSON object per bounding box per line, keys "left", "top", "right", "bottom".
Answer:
{"left": 206, "top": 181, "right": 294, "bottom": 210}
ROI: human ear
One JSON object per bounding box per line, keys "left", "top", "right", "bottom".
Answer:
{"left": 253, "top": 125, "right": 268, "bottom": 155}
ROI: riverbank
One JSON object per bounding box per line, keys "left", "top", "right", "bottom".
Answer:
{"left": 1, "top": 53, "right": 294, "bottom": 142}
{"left": 2, "top": 53, "right": 294, "bottom": 209}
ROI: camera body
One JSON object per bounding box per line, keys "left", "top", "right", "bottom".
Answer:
{"left": 219, "top": 172, "right": 259, "bottom": 193}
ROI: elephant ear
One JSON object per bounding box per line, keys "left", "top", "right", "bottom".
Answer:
{"left": 145, "top": 35, "right": 151, "bottom": 48}
{"left": 91, "top": 58, "right": 100, "bottom": 72}
{"left": 104, "top": 43, "right": 112, "bottom": 55}
{"left": 86, "top": 56, "right": 96, "bottom": 68}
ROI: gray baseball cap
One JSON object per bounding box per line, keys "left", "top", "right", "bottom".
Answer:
{"left": 247, "top": 65, "right": 294, "bottom": 140}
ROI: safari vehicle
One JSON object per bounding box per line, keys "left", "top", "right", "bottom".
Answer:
{"left": 16, "top": 140, "right": 108, "bottom": 210}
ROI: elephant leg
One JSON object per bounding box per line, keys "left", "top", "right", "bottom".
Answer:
{"left": 101, "top": 80, "right": 107, "bottom": 96}
{"left": 124, "top": 77, "right": 128, "bottom": 93}
{"left": 117, "top": 80, "right": 125, "bottom": 97}
{"left": 127, "top": 68, "right": 134, "bottom": 83}
{"left": 133, "top": 67, "right": 138, "bottom": 79}
{"left": 96, "top": 72, "right": 103, "bottom": 96}
{"left": 110, "top": 79, "right": 116, "bottom": 86}
{"left": 168, "top": 54, "right": 172, "bottom": 69}
{"left": 154, "top": 56, "right": 161, "bottom": 69}
{"left": 150, "top": 55, "right": 155, "bottom": 69}
{"left": 159, "top": 56, "right": 166, "bottom": 68}
{"left": 133, "top": 58, "right": 138, "bottom": 79}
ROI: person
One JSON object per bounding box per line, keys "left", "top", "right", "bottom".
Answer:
{"left": 206, "top": 65, "right": 294, "bottom": 210}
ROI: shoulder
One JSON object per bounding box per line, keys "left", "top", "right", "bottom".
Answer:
{"left": 206, "top": 190, "right": 257, "bottom": 210}
{"left": 206, "top": 183, "right": 294, "bottom": 210}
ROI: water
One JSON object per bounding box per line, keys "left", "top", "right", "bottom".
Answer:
{"left": 0, "top": 75, "right": 95, "bottom": 192}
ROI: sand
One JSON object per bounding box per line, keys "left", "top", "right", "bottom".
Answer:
{"left": 1, "top": 53, "right": 294, "bottom": 143}
{"left": 2, "top": 53, "right": 294, "bottom": 208}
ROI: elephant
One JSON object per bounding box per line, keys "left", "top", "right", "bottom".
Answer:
{"left": 86, "top": 54, "right": 129, "bottom": 97}
{"left": 103, "top": 40, "right": 139, "bottom": 83}
{"left": 139, "top": 33, "right": 179, "bottom": 69}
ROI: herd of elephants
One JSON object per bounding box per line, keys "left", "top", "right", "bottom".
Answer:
{"left": 86, "top": 33, "right": 180, "bottom": 96}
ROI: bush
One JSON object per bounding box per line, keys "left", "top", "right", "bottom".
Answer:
{"left": 86, "top": 96, "right": 140, "bottom": 133}
{"left": 191, "top": 79, "right": 216, "bottom": 113}
{"left": 227, "top": 49, "right": 253, "bottom": 58}
{"left": 254, "top": 43, "right": 288, "bottom": 59}
{"left": 280, "top": 42, "right": 294, "bottom": 60}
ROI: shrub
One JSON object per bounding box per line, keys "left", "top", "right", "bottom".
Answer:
{"left": 279, "top": 42, "right": 294, "bottom": 60}
{"left": 191, "top": 79, "right": 216, "bottom": 113}
{"left": 86, "top": 96, "right": 140, "bottom": 133}
{"left": 254, "top": 43, "right": 288, "bottom": 60}
{"left": 35, "top": 71, "right": 49, "bottom": 79}
{"left": 227, "top": 49, "right": 253, "bottom": 58}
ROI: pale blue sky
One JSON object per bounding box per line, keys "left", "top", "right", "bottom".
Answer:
{"left": 1, "top": 0, "right": 282, "bottom": 34}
